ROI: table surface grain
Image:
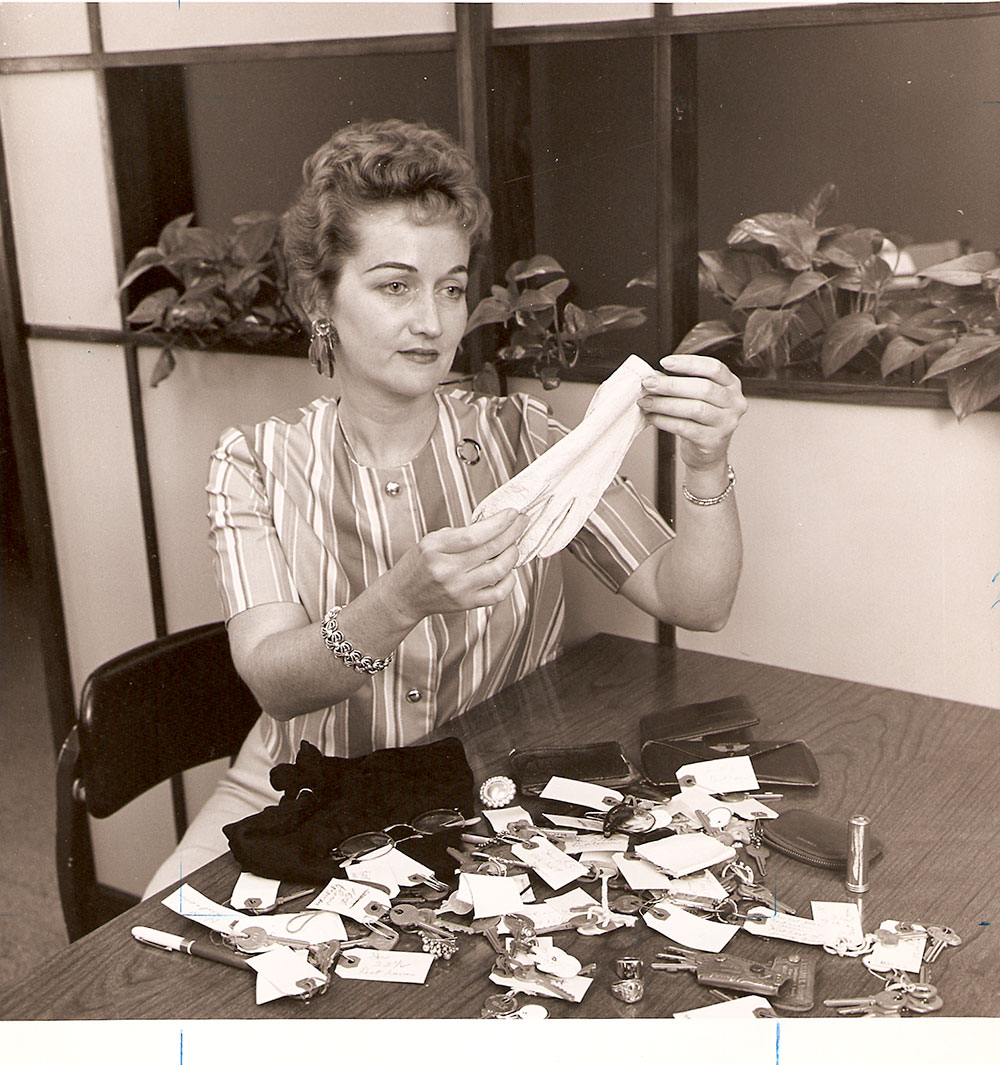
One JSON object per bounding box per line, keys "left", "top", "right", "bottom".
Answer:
{"left": 3, "top": 634, "right": 998, "bottom": 1020}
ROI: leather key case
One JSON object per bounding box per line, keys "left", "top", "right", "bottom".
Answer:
{"left": 761, "top": 808, "right": 883, "bottom": 868}
{"left": 638, "top": 694, "right": 760, "bottom": 744}
{"left": 640, "top": 738, "right": 820, "bottom": 788}
{"left": 508, "top": 741, "right": 639, "bottom": 796}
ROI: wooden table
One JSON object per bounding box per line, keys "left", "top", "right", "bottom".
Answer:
{"left": 3, "top": 634, "right": 999, "bottom": 1021}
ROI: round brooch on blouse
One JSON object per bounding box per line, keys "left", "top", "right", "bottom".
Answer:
{"left": 456, "top": 438, "right": 481, "bottom": 466}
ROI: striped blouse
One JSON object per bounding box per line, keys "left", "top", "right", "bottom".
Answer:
{"left": 207, "top": 385, "right": 673, "bottom": 763}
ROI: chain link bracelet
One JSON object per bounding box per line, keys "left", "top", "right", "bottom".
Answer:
{"left": 320, "top": 605, "right": 395, "bottom": 675}
{"left": 682, "top": 464, "right": 736, "bottom": 507}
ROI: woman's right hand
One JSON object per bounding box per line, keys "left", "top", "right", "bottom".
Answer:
{"left": 387, "top": 508, "right": 529, "bottom": 626}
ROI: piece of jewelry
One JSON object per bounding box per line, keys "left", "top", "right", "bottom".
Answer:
{"left": 308, "top": 318, "right": 338, "bottom": 378}
{"left": 479, "top": 775, "right": 517, "bottom": 809}
{"left": 456, "top": 438, "right": 482, "bottom": 465}
{"left": 682, "top": 464, "right": 736, "bottom": 506}
{"left": 320, "top": 605, "right": 394, "bottom": 674}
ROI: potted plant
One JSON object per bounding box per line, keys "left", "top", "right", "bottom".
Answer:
{"left": 672, "top": 184, "right": 1000, "bottom": 420}
{"left": 119, "top": 211, "right": 305, "bottom": 386}
{"left": 464, "top": 253, "right": 648, "bottom": 389}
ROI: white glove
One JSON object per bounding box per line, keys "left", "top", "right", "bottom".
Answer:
{"left": 473, "top": 353, "right": 650, "bottom": 565}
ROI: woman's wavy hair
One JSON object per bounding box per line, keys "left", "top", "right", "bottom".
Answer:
{"left": 281, "top": 119, "right": 492, "bottom": 323}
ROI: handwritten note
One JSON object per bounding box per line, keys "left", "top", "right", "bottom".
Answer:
{"left": 161, "top": 884, "right": 246, "bottom": 934}
{"left": 741, "top": 907, "right": 829, "bottom": 945}
{"left": 511, "top": 834, "right": 588, "bottom": 890}
{"left": 334, "top": 948, "right": 434, "bottom": 984}
{"left": 677, "top": 754, "right": 758, "bottom": 794}
{"left": 309, "top": 879, "right": 392, "bottom": 923}
{"left": 811, "top": 900, "right": 864, "bottom": 945}
{"left": 538, "top": 776, "right": 623, "bottom": 810}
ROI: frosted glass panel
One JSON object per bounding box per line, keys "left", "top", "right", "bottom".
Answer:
{"left": 139, "top": 346, "right": 329, "bottom": 632}
{"left": 28, "top": 340, "right": 156, "bottom": 694}
{"left": 493, "top": 3, "right": 653, "bottom": 28}
{"left": 673, "top": 1, "right": 835, "bottom": 13}
{"left": 0, "top": 72, "right": 120, "bottom": 328}
{"left": 100, "top": 1, "right": 455, "bottom": 52}
{"left": 0, "top": 2, "right": 91, "bottom": 57}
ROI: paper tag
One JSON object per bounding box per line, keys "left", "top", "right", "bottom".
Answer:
{"left": 334, "top": 948, "right": 434, "bottom": 983}
{"left": 677, "top": 755, "right": 758, "bottom": 794}
{"left": 247, "top": 946, "right": 327, "bottom": 1004}
{"left": 464, "top": 872, "right": 529, "bottom": 919}
{"left": 563, "top": 833, "right": 629, "bottom": 855}
{"left": 675, "top": 994, "right": 774, "bottom": 1019}
{"left": 725, "top": 796, "right": 779, "bottom": 820}
{"left": 244, "top": 909, "right": 347, "bottom": 945}
{"left": 518, "top": 887, "right": 598, "bottom": 932}
{"left": 543, "top": 813, "right": 605, "bottom": 831}
{"left": 511, "top": 834, "right": 588, "bottom": 890}
{"left": 538, "top": 775, "right": 623, "bottom": 809}
{"left": 484, "top": 806, "right": 533, "bottom": 831}
{"left": 811, "top": 900, "right": 864, "bottom": 945}
{"left": 741, "top": 907, "right": 829, "bottom": 945}
{"left": 489, "top": 969, "right": 593, "bottom": 1003}
{"left": 161, "top": 884, "right": 248, "bottom": 934}
{"left": 635, "top": 834, "right": 736, "bottom": 877}
{"left": 613, "top": 852, "right": 674, "bottom": 889}
{"left": 309, "top": 878, "right": 392, "bottom": 923}
{"left": 867, "top": 920, "right": 927, "bottom": 973}
{"left": 230, "top": 872, "right": 280, "bottom": 912}
{"left": 344, "top": 848, "right": 438, "bottom": 897}
{"left": 642, "top": 903, "right": 740, "bottom": 953}
{"left": 668, "top": 869, "right": 730, "bottom": 902}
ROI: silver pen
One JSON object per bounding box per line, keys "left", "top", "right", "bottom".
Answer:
{"left": 132, "top": 925, "right": 254, "bottom": 971}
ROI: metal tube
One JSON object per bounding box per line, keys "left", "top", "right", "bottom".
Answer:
{"left": 846, "top": 814, "right": 871, "bottom": 893}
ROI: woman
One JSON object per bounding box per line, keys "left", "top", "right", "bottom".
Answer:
{"left": 144, "top": 119, "right": 747, "bottom": 896}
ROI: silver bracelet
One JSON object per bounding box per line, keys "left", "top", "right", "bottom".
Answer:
{"left": 320, "top": 605, "right": 395, "bottom": 675}
{"left": 682, "top": 464, "right": 736, "bottom": 507}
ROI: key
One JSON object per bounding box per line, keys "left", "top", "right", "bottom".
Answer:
{"left": 481, "top": 991, "right": 520, "bottom": 1018}
{"left": 241, "top": 887, "right": 317, "bottom": 915}
{"left": 903, "top": 992, "right": 944, "bottom": 1014}
{"left": 735, "top": 882, "right": 796, "bottom": 914}
{"left": 924, "top": 925, "right": 961, "bottom": 962}
{"left": 823, "top": 989, "right": 907, "bottom": 1015}
{"left": 472, "top": 915, "right": 508, "bottom": 955}
{"left": 227, "top": 925, "right": 316, "bottom": 953}
{"left": 388, "top": 903, "right": 455, "bottom": 941}
{"left": 492, "top": 954, "right": 576, "bottom": 1001}
{"left": 743, "top": 840, "right": 770, "bottom": 879}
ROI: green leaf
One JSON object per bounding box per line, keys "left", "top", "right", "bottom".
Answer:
{"left": 538, "top": 277, "right": 570, "bottom": 302}
{"left": 698, "top": 248, "right": 773, "bottom": 302}
{"left": 148, "top": 347, "right": 176, "bottom": 388}
{"left": 880, "top": 336, "right": 924, "bottom": 377}
{"left": 126, "top": 287, "right": 178, "bottom": 326}
{"left": 820, "top": 312, "right": 883, "bottom": 376}
{"left": 515, "top": 289, "right": 559, "bottom": 314}
{"left": 464, "top": 295, "right": 514, "bottom": 334}
{"left": 796, "top": 183, "right": 838, "bottom": 226}
{"left": 675, "top": 320, "right": 740, "bottom": 355}
{"left": 921, "top": 334, "right": 1000, "bottom": 380}
{"left": 627, "top": 268, "right": 657, "bottom": 289}
{"left": 508, "top": 254, "right": 564, "bottom": 283}
{"left": 945, "top": 352, "right": 1000, "bottom": 420}
{"left": 157, "top": 213, "right": 195, "bottom": 254}
{"left": 727, "top": 213, "right": 819, "bottom": 271}
{"left": 896, "top": 305, "right": 960, "bottom": 343}
{"left": 743, "top": 307, "right": 796, "bottom": 361}
{"left": 732, "top": 271, "right": 793, "bottom": 310}
{"left": 119, "top": 246, "right": 166, "bottom": 291}
{"left": 784, "top": 270, "right": 831, "bottom": 305}
{"left": 918, "top": 251, "right": 1000, "bottom": 286}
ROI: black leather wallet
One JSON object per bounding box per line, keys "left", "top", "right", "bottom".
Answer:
{"left": 761, "top": 808, "right": 883, "bottom": 868}
{"left": 508, "top": 741, "right": 639, "bottom": 796}
{"left": 638, "top": 695, "right": 760, "bottom": 744}
{"left": 640, "top": 738, "right": 820, "bottom": 788}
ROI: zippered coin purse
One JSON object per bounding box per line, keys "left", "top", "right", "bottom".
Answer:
{"left": 760, "top": 808, "right": 883, "bottom": 868}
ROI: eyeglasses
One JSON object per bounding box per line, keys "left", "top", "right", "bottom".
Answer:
{"left": 333, "top": 808, "right": 479, "bottom": 865}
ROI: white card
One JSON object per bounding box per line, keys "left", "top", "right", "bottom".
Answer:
{"left": 334, "top": 948, "right": 434, "bottom": 983}
{"left": 308, "top": 878, "right": 392, "bottom": 923}
{"left": 538, "top": 775, "right": 623, "bottom": 810}
{"left": 543, "top": 813, "right": 605, "bottom": 831}
{"left": 562, "top": 832, "right": 629, "bottom": 854}
{"left": 242, "top": 908, "right": 346, "bottom": 946}
{"left": 464, "top": 872, "right": 529, "bottom": 919}
{"left": 511, "top": 834, "right": 588, "bottom": 890}
{"left": 161, "top": 884, "right": 247, "bottom": 934}
{"left": 868, "top": 920, "right": 927, "bottom": 973}
{"left": 811, "top": 900, "right": 864, "bottom": 945}
{"left": 677, "top": 755, "right": 758, "bottom": 794}
{"left": 613, "top": 852, "right": 674, "bottom": 889}
{"left": 675, "top": 994, "right": 774, "bottom": 1019}
{"left": 230, "top": 872, "right": 280, "bottom": 912}
{"left": 517, "top": 887, "right": 598, "bottom": 931}
{"left": 247, "top": 946, "right": 327, "bottom": 1004}
{"left": 741, "top": 907, "right": 829, "bottom": 945}
{"left": 668, "top": 869, "right": 730, "bottom": 901}
{"left": 635, "top": 834, "right": 736, "bottom": 876}
{"left": 484, "top": 806, "right": 533, "bottom": 831}
{"left": 642, "top": 902, "right": 739, "bottom": 953}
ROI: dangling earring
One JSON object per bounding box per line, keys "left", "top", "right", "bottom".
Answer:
{"left": 309, "top": 319, "right": 338, "bottom": 378}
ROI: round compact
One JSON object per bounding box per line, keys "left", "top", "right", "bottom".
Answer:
{"left": 479, "top": 775, "right": 517, "bottom": 809}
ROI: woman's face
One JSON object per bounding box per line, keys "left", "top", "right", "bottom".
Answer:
{"left": 324, "top": 202, "right": 471, "bottom": 402}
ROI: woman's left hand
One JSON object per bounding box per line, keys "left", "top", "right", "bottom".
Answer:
{"left": 639, "top": 353, "right": 748, "bottom": 471}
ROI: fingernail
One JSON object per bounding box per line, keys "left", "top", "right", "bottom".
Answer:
{"left": 641, "top": 377, "right": 659, "bottom": 388}
{"left": 660, "top": 355, "right": 678, "bottom": 368}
